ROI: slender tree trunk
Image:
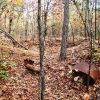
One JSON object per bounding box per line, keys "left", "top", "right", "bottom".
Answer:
{"left": 31, "top": 22, "right": 34, "bottom": 40}
{"left": 32, "top": 10, "right": 36, "bottom": 40}
{"left": 86, "top": 0, "right": 90, "bottom": 38}
{"left": 71, "top": 26, "right": 75, "bottom": 46}
{"left": 84, "top": 1, "right": 88, "bottom": 39}
{"left": 52, "top": 13, "right": 55, "bottom": 38}
{"left": 72, "top": 0, "right": 90, "bottom": 40}
{"left": 95, "top": 0, "right": 97, "bottom": 39}
{"left": 4, "top": 14, "right": 6, "bottom": 28}
{"left": 8, "top": 16, "right": 12, "bottom": 34}
{"left": 44, "top": 10, "right": 48, "bottom": 37}
{"left": 38, "top": 0, "right": 45, "bottom": 100}
{"left": 44, "top": 0, "right": 51, "bottom": 36}
{"left": 59, "top": 0, "right": 69, "bottom": 60}
{"left": 84, "top": 12, "right": 87, "bottom": 39}
{"left": 25, "top": 20, "right": 28, "bottom": 41}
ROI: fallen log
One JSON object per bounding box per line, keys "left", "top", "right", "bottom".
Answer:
{"left": 0, "top": 45, "right": 38, "bottom": 56}
{"left": 0, "top": 28, "right": 28, "bottom": 50}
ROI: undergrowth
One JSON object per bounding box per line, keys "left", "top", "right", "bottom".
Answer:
{"left": 0, "top": 50, "right": 16, "bottom": 80}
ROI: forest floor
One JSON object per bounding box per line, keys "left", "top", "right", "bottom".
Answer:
{"left": 0, "top": 38, "right": 100, "bottom": 100}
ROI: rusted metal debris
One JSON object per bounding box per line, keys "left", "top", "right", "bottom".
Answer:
{"left": 24, "top": 59, "right": 40, "bottom": 74}
{"left": 71, "top": 61, "right": 100, "bottom": 85}
{"left": 24, "top": 59, "right": 34, "bottom": 66}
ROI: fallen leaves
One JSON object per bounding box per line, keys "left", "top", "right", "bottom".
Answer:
{"left": 83, "top": 93, "right": 89, "bottom": 100}
{"left": 0, "top": 39, "right": 99, "bottom": 100}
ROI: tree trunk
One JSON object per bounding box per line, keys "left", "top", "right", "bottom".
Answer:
{"left": 44, "top": 0, "right": 51, "bottom": 36}
{"left": 4, "top": 14, "right": 6, "bottom": 28}
{"left": 71, "top": 26, "right": 75, "bottom": 46}
{"left": 84, "top": 13, "right": 87, "bottom": 39}
{"left": 25, "top": 20, "right": 28, "bottom": 41}
{"left": 31, "top": 10, "right": 36, "bottom": 40}
{"left": 59, "top": 0, "right": 69, "bottom": 60}
{"left": 94, "top": 0, "right": 97, "bottom": 39}
{"left": 86, "top": 0, "right": 90, "bottom": 38}
{"left": 38, "top": 0, "right": 45, "bottom": 100}
{"left": 8, "top": 16, "right": 12, "bottom": 34}
{"left": 72, "top": 0, "right": 90, "bottom": 40}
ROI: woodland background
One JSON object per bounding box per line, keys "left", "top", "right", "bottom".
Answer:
{"left": 0, "top": 0, "right": 100, "bottom": 100}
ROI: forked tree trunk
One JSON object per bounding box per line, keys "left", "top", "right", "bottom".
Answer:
{"left": 59, "top": 0, "right": 69, "bottom": 60}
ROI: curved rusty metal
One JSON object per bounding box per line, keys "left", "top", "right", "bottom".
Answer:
{"left": 71, "top": 62, "right": 99, "bottom": 82}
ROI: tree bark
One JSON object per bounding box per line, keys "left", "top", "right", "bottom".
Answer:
{"left": 44, "top": 0, "right": 51, "bottom": 36}
{"left": 59, "top": 0, "right": 69, "bottom": 60}
{"left": 94, "top": 0, "right": 97, "bottom": 39}
{"left": 8, "top": 16, "right": 12, "bottom": 34}
{"left": 38, "top": 0, "right": 45, "bottom": 100}
{"left": 25, "top": 20, "right": 28, "bottom": 41}
{"left": 72, "top": 0, "right": 90, "bottom": 40}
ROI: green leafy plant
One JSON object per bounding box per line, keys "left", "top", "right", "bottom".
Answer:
{"left": 0, "top": 51, "right": 16, "bottom": 80}
{"left": 0, "top": 59, "right": 16, "bottom": 69}
{"left": 0, "top": 69, "right": 8, "bottom": 80}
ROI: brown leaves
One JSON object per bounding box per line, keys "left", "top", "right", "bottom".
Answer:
{"left": 0, "top": 39, "right": 100, "bottom": 99}
{"left": 83, "top": 93, "right": 89, "bottom": 100}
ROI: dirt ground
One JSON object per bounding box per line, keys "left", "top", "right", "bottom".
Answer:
{"left": 0, "top": 39, "right": 100, "bottom": 100}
